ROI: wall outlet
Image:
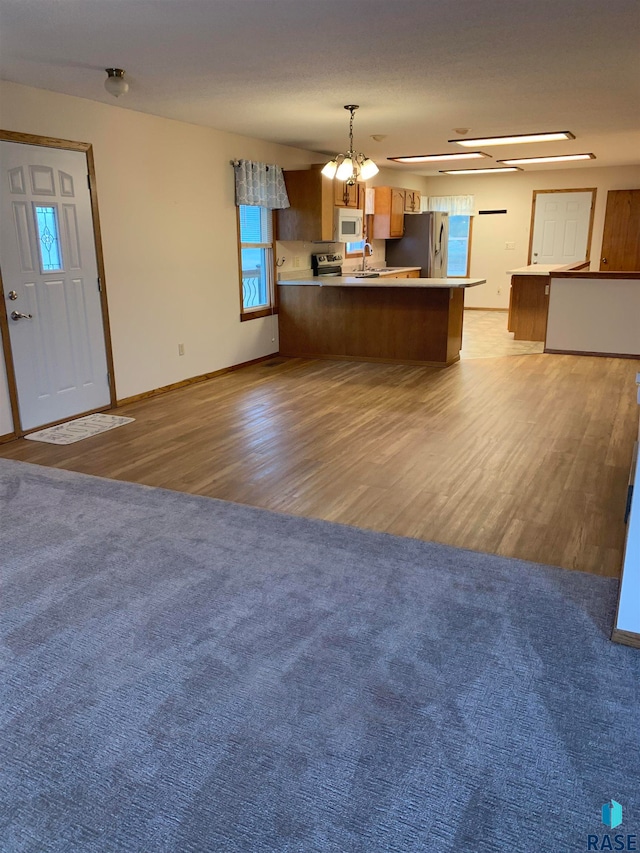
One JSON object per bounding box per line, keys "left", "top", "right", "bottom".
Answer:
{"left": 497, "top": 287, "right": 502, "bottom": 295}
{"left": 293, "top": 256, "right": 301, "bottom": 268}
{"left": 178, "top": 343, "right": 185, "bottom": 356}
{"left": 505, "top": 241, "right": 516, "bottom": 250}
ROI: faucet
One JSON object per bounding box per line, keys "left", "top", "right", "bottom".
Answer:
{"left": 360, "top": 242, "right": 373, "bottom": 271}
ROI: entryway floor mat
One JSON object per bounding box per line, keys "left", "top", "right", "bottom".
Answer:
{"left": 24, "top": 414, "right": 134, "bottom": 445}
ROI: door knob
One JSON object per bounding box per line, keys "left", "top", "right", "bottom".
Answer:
{"left": 10, "top": 310, "right": 33, "bottom": 321}
{"left": 601, "top": 258, "right": 608, "bottom": 264}
{"left": 7, "top": 290, "right": 18, "bottom": 300}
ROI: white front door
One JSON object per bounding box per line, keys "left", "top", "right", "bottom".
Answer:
{"left": 0, "top": 142, "right": 111, "bottom": 430}
{"left": 530, "top": 190, "right": 594, "bottom": 265}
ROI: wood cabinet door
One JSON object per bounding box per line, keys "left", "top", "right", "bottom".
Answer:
{"left": 600, "top": 189, "right": 640, "bottom": 271}
{"left": 403, "top": 190, "right": 421, "bottom": 213}
{"left": 390, "top": 189, "right": 405, "bottom": 237}
{"left": 334, "top": 180, "right": 359, "bottom": 208}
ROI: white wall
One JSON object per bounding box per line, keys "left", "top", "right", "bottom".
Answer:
{"left": 546, "top": 276, "right": 640, "bottom": 356}
{"left": 423, "top": 166, "right": 640, "bottom": 308}
{"left": 0, "top": 80, "right": 320, "bottom": 416}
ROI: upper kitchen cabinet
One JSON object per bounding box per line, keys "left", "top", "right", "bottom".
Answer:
{"left": 277, "top": 165, "right": 334, "bottom": 242}
{"left": 372, "top": 187, "right": 405, "bottom": 239}
{"left": 334, "top": 180, "right": 361, "bottom": 208}
{"left": 276, "top": 165, "right": 365, "bottom": 242}
{"left": 404, "top": 189, "right": 421, "bottom": 214}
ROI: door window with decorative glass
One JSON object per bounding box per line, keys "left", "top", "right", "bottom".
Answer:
{"left": 237, "top": 205, "right": 275, "bottom": 319}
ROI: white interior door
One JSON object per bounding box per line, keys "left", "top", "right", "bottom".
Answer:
{"left": 530, "top": 190, "right": 593, "bottom": 265}
{"left": 0, "top": 142, "right": 110, "bottom": 431}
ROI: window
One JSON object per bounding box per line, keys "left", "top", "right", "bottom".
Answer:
{"left": 237, "top": 205, "right": 276, "bottom": 320}
{"left": 34, "top": 205, "right": 63, "bottom": 272}
{"left": 447, "top": 215, "right": 472, "bottom": 277}
{"left": 346, "top": 239, "right": 365, "bottom": 255}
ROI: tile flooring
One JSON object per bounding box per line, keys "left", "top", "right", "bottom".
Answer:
{"left": 461, "top": 309, "right": 544, "bottom": 359}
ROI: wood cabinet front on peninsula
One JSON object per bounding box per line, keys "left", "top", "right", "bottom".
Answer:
{"left": 372, "top": 187, "right": 405, "bottom": 239}
{"left": 277, "top": 165, "right": 364, "bottom": 242}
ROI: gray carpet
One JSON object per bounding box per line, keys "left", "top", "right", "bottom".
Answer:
{"left": 0, "top": 458, "right": 638, "bottom": 852}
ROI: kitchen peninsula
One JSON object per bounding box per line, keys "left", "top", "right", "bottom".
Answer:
{"left": 507, "top": 262, "right": 590, "bottom": 342}
{"left": 277, "top": 276, "right": 485, "bottom": 367}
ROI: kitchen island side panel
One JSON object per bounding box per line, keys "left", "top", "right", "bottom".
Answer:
{"left": 277, "top": 285, "right": 459, "bottom": 365}
{"left": 447, "top": 288, "right": 465, "bottom": 364}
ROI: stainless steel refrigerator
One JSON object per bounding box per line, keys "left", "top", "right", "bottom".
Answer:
{"left": 385, "top": 211, "right": 449, "bottom": 277}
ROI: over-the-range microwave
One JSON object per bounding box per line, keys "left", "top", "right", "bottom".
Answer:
{"left": 335, "top": 206, "right": 364, "bottom": 242}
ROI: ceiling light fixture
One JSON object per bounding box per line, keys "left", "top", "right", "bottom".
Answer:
{"left": 104, "top": 68, "right": 129, "bottom": 98}
{"left": 322, "top": 105, "right": 379, "bottom": 184}
{"left": 388, "top": 152, "right": 489, "bottom": 164}
{"left": 439, "top": 167, "right": 522, "bottom": 175}
{"left": 450, "top": 131, "right": 575, "bottom": 147}
{"left": 496, "top": 153, "right": 596, "bottom": 165}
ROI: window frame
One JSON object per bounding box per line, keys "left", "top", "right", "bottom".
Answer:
{"left": 447, "top": 214, "right": 473, "bottom": 278}
{"left": 236, "top": 205, "right": 278, "bottom": 322}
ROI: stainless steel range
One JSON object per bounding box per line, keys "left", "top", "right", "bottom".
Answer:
{"left": 311, "top": 252, "right": 343, "bottom": 277}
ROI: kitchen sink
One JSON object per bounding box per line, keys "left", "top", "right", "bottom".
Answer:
{"left": 353, "top": 271, "right": 381, "bottom": 278}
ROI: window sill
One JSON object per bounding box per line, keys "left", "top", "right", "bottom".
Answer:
{"left": 240, "top": 307, "right": 279, "bottom": 322}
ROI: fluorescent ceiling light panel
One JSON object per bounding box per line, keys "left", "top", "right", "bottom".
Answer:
{"left": 439, "top": 167, "right": 522, "bottom": 174}
{"left": 450, "top": 131, "right": 575, "bottom": 147}
{"left": 387, "top": 152, "right": 489, "bottom": 163}
{"left": 497, "top": 153, "right": 596, "bottom": 165}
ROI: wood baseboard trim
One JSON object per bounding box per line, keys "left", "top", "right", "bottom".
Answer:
{"left": 611, "top": 628, "right": 640, "bottom": 649}
{"left": 464, "top": 307, "right": 509, "bottom": 312}
{"left": 544, "top": 348, "right": 640, "bottom": 359}
{"left": 0, "top": 432, "right": 17, "bottom": 445}
{"left": 116, "top": 353, "right": 280, "bottom": 406}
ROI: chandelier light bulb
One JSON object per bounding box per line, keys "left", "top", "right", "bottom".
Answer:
{"left": 321, "top": 160, "right": 338, "bottom": 179}
{"left": 359, "top": 158, "right": 379, "bottom": 180}
{"left": 336, "top": 158, "right": 354, "bottom": 181}
{"left": 104, "top": 68, "right": 129, "bottom": 98}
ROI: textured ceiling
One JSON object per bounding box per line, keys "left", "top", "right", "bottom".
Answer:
{"left": 1, "top": 0, "right": 639, "bottom": 175}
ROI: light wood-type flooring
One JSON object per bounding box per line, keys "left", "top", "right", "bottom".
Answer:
{"left": 461, "top": 309, "right": 545, "bottom": 359}
{"left": 2, "top": 314, "right": 638, "bottom": 578}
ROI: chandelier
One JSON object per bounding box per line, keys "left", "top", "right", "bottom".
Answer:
{"left": 321, "top": 105, "right": 379, "bottom": 185}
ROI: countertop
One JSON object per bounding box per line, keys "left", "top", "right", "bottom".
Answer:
{"left": 347, "top": 266, "right": 421, "bottom": 277}
{"left": 507, "top": 263, "right": 587, "bottom": 275}
{"left": 278, "top": 276, "right": 486, "bottom": 289}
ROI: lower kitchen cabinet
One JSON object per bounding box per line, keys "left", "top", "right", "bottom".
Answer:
{"left": 507, "top": 274, "right": 550, "bottom": 341}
